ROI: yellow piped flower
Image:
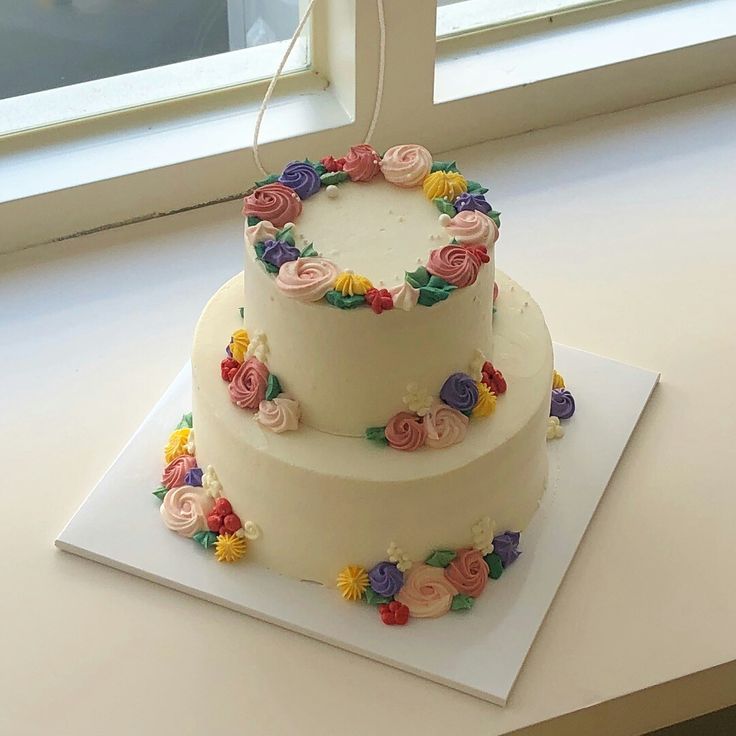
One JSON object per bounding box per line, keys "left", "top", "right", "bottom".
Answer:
{"left": 336, "top": 565, "right": 369, "bottom": 601}
{"left": 229, "top": 329, "right": 250, "bottom": 363}
{"left": 472, "top": 382, "right": 497, "bottom": 419}
{"left": 422, "top": 171, "right": 468, "bottom": 202}
{"left": 164, "top": 428, "right": 192, "bottom": 463}
{"left": 214, "top": 533, "right": 247, "bottom": 563}
{"left": 552, "top": 370, "right": 565, "bottom": 389}
{"left": 335, "top": 271, "right": 373, "bottom": 297}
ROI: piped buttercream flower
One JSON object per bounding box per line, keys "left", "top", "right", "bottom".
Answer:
{"left": 552, "top": 370, "right": 565, "bottom": 389}
{"left": 394, "top": 563, "right": 458, "bottom": 618}
{"left": 164, "top": 428, "right": 192, "bottom": 463}
{"left": 184, "top": 429, "right": 196, "bottom": 456}
{"left": 162, "top": 454, "right": 198, "bottom": 489}
{"left": 387, "top": 542, "right": 413, "bottom": 573}
{"left": 365, "top": 288, "right": 393, "bottom": 315}
{"left": 385, "top": 411, "right": 427, "bottom": 452}
{"left": 229, "top": 328, "right": 250, "bottom": 363}
{"left": 278, "top": 161, "right": 321, "bottom": 199}
{"left": 242, "top": 183, "right": 302, "bottom": 228}
{"left": 368, "top": 561, "right": 404, "bottom": 597}
{"left": 469, "top": 349, "right": 488, "bottom": 381}
{"left": 471, "top": 517, "right": 495, "bottom": 555}
{"left": 342, "top": 144, "right": 381, "bottom": 182}
{"left": 444, "top": 548, "right": 489, "bottom": 597}
{"left": 439, "top": 372, "right": 479, "bottom": 414}
{"left": 472, "top": 382, "right": 497, "bottom": 419}
{"left": 422, "top": 170, "right": 468, "bottom": 201}
{"left": 492, "top": 531, "right": 521, "bottom": 567}
{"left": 546, "top": 416, "right": 565, "bottom": 440}
{"left": 550, "top": 389, "right": 576, "bottom": 420}
{"left": 389, "top": 281, "right": 419, "bottom": 311}
{"left": 245, "top": 219, "right": 278, "bottom": 247}
{"left": 402, "top": 382, "right": 433, "bottom": 417}
{"left": 262, "top": 239, "right": 300, "bottom": 269}
{"left": 454, "top": 192, "right": 492, "bottom": 215}
{"left": 255, "top": 397, "right": 301, "bottom": 433}
{"left": 334, "top": 270, "right": 373, "bottom": 297}
{"left": 214, "top": 533, "right": 247, "bottom": 563}
{"left": 427, "top": 245, "right": 481, "bottom": 288}
{"left": 275, "top": 257, "right": 339, "bottom": 302}
{"left": 221, "top": 357, "right": 240, "bottom": 382}
{"left": 229, "top": 357, "right": 269, "bottom": 410}
{"left": 424, "top": 402, "right": 469, "bottom": 449}
{"left": 443, "top": 209, "right": 498, "bottom": 244}
{"left": 380, "top": 144, "right": 432, "bottom": 188}
{"left": 160, "top": 485, "right": 214, "bottom": 538}
{"left": 202, "top": 465, "right": 222, "bottom": 498}
{"left": 481, "top": 361, "right": 507, "bottom": 395}
{"left": 244, "top": 330, "right": 269, "bottom": 363}
{"left": 336, "top": 565, "right": 369, "bottom": 600}
{"left": 320, "top": 155, "right": 346, "bottom": 172}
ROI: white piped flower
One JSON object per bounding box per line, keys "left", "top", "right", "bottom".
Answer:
{"left": 202, "top": 465, "right": 222, "bottom": 498}
{"left": 471, "top": 516, "right": 495, "bottom": 555}
{"left": 468, "top": 349, "right": 487, "bottom": 382}
{"left": 387, "top": 542, "right": 413, "bottom": 573}
{"left": 546, "top": 416, "right": 565, "bottom": 440}
{"left": 184, "top": 429, "right": 196, "bottom": 456}
{"left": 245, "top": 331, "right": 269, "bottom": 363}
{"left": 402, "top": 382, "right": 433, "bottom": 417}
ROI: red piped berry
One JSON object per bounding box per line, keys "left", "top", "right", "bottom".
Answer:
{"left": 214, "top": 498, "right": 232, "bottom": 516}
{"left": 378, "top": 601, "right": 409, "bottom": 626}
{"left": 481, "top": 361, "right": 507, "bottom": 395}
{"left": 221, "top": 357, "right": 240, "bottom": 382}
{"left": 223, "top": 513, "right": 242, "bottom": 533}
{"left": 320, "top": 155, "right": 346, "bottom": 172}
{"left": 365, "top": 288, "right": 394, "bottom": 315}
{"left": 207, "top": 514, "right": 222, "bottom": 533}
{"left": 465, "top": 244, "right": 490, "bottom": 265}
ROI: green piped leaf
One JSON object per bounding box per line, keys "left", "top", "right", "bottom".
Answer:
{"left": 425, "top": 549, "right": 457, "bottom": 567}
{"left": 466, "top": 180, "right": 489, "bottom": 194}
{"left": 193, "top": 531, "right": 219, "bottom": 550}
{"left": 363, "top": 587, "right": 392, "bottom": 606}
{"left": 246, "top": 215, "right": 261, "bottom": 227}
{"left": 431, "top": 160, "right": 459, "bottom": 173}
{"left": 451, "top": 594, "right": 475, "bottom": 611}
{"left": 306, "top": 159, "right": 327, "bottom": 177}
{"left": 320, "top": 170, "right": 349, "bottom": 186}
{"left": 488, "top": 210, "right": 501, "bottom": 228}
{"left": 484, "top": 552, "right": 504, "bottom": 579}
{"left": 266, "top": 373, "right": 282, "bottom": 401}
{"left": 238, "top": 307, "right": 245, "bottom": 319}
{"left": 176, "top": 412, "right": 193, "bottom": 430}
{"left": 300, "top": 242, "right": 317, "bottom": 258}
{"left": 254, "top": 173, "right": 279, "bottom": 188}
{"left": 427, "top": 274, "right": 453, "bottom": 290}
{"left": 405, "top": 266, "right": 431, "bottom": 289}
{"left": 365, "top": 426, "right": 389, "bottom": 445}
{"left": 153, "top": 486, "right": 168, "bottom": 501}
{"left": 254, "top": 243, "right": 279, "bottom": 274}
{"left": 418, "top": 277, "right": 456, "bottom": 307}
{"left": 325, "top": 290, "right": 365, "bottom": 309}
{"left": 433, "top": 198, "right": 457, "bottom": 217}
{"left": 274, "top": 225, "right": 296, "bottom": 246}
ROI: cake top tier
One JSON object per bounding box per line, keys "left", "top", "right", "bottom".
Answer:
{"left": 242, "top": 144, "right": 500, "bottom": 313}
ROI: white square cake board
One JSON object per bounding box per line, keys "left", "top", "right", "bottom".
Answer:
{"left": 56, "top": 344, "right": 658, "bottom": 706}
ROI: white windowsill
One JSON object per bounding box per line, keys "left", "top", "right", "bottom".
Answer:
{"left": 435, "top": 0, "right": 736, "bottom": 102}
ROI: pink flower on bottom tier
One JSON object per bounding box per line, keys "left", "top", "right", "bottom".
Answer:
{"left": 424, "top": 402, "right": 469, "bottom": 449}
{"left": 160, "top": 485, "right": 215, "bottom": 538}
{"left": 444, "top": 548, "right": 490, "bottom": 597}
{"left": 384, "top": 411, "right": 427, "bottom": 452}
{"left": 427, "top": 245, "right": 481, "bottom": 288}
{"left": 228, "top": 357, "right": 269, "bottom": 410}
{"left": 394, "top": 563, "right": 458, "bottom": 618}
{"left": 162, "top": 454, "right": 198, "bottom": 489}
{"left": 255, "top": 397, "right": 301, "bottom": 433}
{"left": 275, "top": 257, "right": 339, "bottom": 302}
{"left": 342, "top": 144, "right": 381, "bottom": 182}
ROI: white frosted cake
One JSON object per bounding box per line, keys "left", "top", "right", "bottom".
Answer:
{"left": 156, "top": 144, "right": 575, "bottom": 624}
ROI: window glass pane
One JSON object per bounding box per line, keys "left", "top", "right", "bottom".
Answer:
{"left": 0, "top": 0, "right": 304, "bottom": 101}
{"left": 437, "top": 0, "right": 627, "bottom": 37}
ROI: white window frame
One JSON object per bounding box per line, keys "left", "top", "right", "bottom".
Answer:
{"left": 2, "top": 0, "right": 735, "bottom": 253}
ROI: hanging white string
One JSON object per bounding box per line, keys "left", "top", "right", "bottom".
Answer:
{"left": 252, "top": 0, "right": 386, "bottom": 177}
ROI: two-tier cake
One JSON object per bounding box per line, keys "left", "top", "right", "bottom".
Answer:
{"left": 155, "top": 144, "right": 572, "bottom": 623}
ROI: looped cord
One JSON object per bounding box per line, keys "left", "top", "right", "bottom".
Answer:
{"left": 252, "top": 0, "right": 386, "bottom": 177}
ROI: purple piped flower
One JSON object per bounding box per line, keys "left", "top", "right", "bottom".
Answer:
{"left": 550, "top": 388, "right": 575, "bottom": 420}
{"left": 440, "top": 372, "right": 479, "bottom": 413}
{"left": 184, "top": 467, "right": 203, "bottom": 487}
{"left": 454, "top": 192, "right": 492, "bottom": 215}
{"left": 278, "top": 161, "right": 321, "bottom": 199}
{"left": 493, "top": 531, "right": 521, "bottom": 567}
{"left": 262, "top": 239, "right": 300, "bottom": 269}
{"left": 368, "top": 561, "right": 404, "bottom": 597}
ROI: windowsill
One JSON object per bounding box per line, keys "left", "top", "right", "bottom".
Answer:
{"left": 435, "top": 0, "right": 736, "bottom": 103}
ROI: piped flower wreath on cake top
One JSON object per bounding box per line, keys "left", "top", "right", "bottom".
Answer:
{"left": 154, "top": 413, "right": 261, "bottom": 562}
{"left": 365, "top": 350, "right": 508, "bottom": 451}
{"left": 220, "top": 322, "right": 301, "bottom": 433}
{"left": 546, "top": 370, "right": 576, "bottom": 440}
{"left": 241, "top": 144, "right": 501, "bottom": 314}
{"left": 336, "top": 519, "right": 521, "bottom": 625}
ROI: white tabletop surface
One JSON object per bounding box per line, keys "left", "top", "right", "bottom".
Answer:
{"left": 2, "top": 84, "right": 736, "bottom": 736}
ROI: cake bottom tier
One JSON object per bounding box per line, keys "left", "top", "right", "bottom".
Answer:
{"left": 192, "top": 272, "right": 553, "bottom": 585}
